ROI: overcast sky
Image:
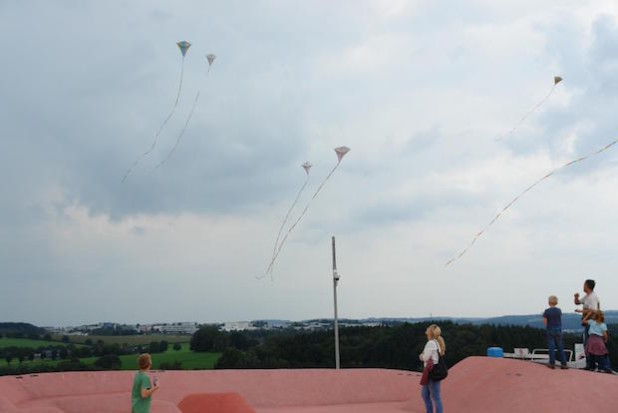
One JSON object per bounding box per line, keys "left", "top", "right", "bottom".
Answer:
{"left": 2, "top": 0, "right": 618, "bottom": 326}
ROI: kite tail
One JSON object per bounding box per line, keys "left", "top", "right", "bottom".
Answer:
{"left": 262, "top": 162, "right": 341, "bottom": 277}
{"left": 495, "top": 84, "right": 557, "bottom": 143}
{"left": 122, "top": 59, "right": 186, "bottom": 182}
{"left": 446, "top": 138, "right": 618, "bottom": 266}
{"left": 154, "top": 89, "right": 201, "bottom": 170}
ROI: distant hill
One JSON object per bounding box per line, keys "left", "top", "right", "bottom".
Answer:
{"left": 363, "top": 311, "right": 618, "bottom": 331}
{"left": 468, "top": 311, "right": 618, "bottom": 331}
{"left": 259, "top": 311, "right": 618, "bottom": 332}
{"left": 0, "top": 322, "right": 46, "bottom": 337}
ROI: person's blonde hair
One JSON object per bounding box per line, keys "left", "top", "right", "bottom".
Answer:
{"left": 594, "top": 310, "right": 605, "bottom": 323}
{"left": 548, "top": 295, "right": 558, "bottom": 305}
{"left": 426, "top": 324, "right": 446, "bottom": 355}
{"left": 138, "top": 353, "right": 152, "bottom": 370}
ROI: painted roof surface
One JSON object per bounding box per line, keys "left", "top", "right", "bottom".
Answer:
{"left": 1, "top": 357, "right": 616, "bottom": 412}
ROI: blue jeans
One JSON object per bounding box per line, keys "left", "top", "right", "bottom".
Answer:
{"left": 421, "top": 379, "right": 443, "bottom": 413}
{"left": 547, "top": 327, "right": 566, "bottom": 365}
{"left": 590, "top": 354, "right": 610, "bottom": 371}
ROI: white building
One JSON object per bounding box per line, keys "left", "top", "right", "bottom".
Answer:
{"left": 222, "top": 321, "right": 255, "bottom": 332}
{"left": 151, "top": 322, "right": 198, "bottom": 335}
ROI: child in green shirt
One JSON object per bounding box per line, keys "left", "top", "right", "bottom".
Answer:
{"left": 131, "top": 353, "right": 160, "bottom": 413}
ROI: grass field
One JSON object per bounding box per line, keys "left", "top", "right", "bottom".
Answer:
{"left": 56, "top": 334, "right": 191, "bottom": 346}
{"left": 0, "top": 338, "right": 70, "bottom": 349}
{"left": 0, "top": 343, "right": 220, "bottom": 370}
{"left": 79, "top": 343, "right": 220, "bottom": 370}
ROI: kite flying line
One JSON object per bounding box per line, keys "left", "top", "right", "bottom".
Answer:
{"left": 260, "top": 147, "right": 350, "bottom": 279}
{"left": 446, "top": 137, "right": 618, "bottom": 266}
{"left": 266, "top": 162, "right": 313, "bottom": 279}
{"left": 495, "top": 76, "right": 563, "bottom": 143}
{"left": 154, "top": 53, "right": 216, "bottom": 170}
{"left": 122, "top": 41, "right": 191, "bottom": 182}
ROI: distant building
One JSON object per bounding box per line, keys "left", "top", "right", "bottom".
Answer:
{"left": 253, "top": 320, "right": 291, "bottom": 330}
{"left": 136, "top": 324, "right": 155, "bottom": 333}
{"left": 222, "top": 321, "right": 255, "bottom": 332}
{"left": 152, "top": 322, "right": 198, "bottom": 335}
{"left": 42, "top": 326, "right": 64, "bottom": 334}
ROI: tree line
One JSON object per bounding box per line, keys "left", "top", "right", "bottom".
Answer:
{"left": 0, "top": 340, "right": 177, "bottom": 376}
{"left": 190, "top": 322, "right": 618, "bottom": 370}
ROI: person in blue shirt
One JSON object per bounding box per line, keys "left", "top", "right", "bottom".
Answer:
{"left": 543, "top": 295, "right": 568, "bottom": 369}
{"left": 583, "top": 310, "right": 612, "bottom": 373}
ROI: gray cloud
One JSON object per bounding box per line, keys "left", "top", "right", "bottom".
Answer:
{"left": 2, "top": 1, "right": 618, "bottom": 325}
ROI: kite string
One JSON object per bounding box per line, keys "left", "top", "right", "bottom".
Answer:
{"left": 122, "top": 58, "right": 186, "bottom": 182}
{"left": 261, "top": 162, "right": 341, "bottom": 278}
{"left": 155, "top": 70, "right": 213, "bottom": 170}
{"left": 495, "top": 84, "right": 557, "bottom": 142}
{"left": 270, "top": 174, "right": 311, "bottom": 265}
{"left": 154, "top": 89, "right": 200, "bottom": 170}
{"left": 446, "top": 138, "right": 618, "bottom": 266}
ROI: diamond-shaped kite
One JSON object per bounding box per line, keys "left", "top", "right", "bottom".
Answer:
{"left": 177, "top": 41, "right": 191, "bottom": 57}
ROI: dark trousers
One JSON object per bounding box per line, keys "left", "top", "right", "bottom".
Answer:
{"left": 590, "top": 354, "right": 610, "bottom": 371}
{"left": 584, "top": 324, "right": 591, "bottom": 369}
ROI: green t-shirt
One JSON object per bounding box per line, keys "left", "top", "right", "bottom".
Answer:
{"left": 131, "top": 371, "right": 152, "bottom": 413}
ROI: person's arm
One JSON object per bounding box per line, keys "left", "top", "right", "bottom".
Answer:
{"left": 574, "top": 293, "right": 581, "bottom": 305}
{"left": 542, "top": 317, "right": 547, "bottom": 326}
{"left": 141, "top": 384, "right": 159, "bottom": 398}
{"left": 419, "top": 341, "right": 437, "bottom": 362}
{"left": 140, "top": 377, "right": 159, "bottom": 399}
{"left": 603, "top": 330, "right": 608, "bottom": 343}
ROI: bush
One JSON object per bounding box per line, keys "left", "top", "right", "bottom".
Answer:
{"left": 215, "top": 348, "right": 253, "bottom": 369}
{"left": 159, "top": 361, "right": 183, "bottom": 370}
{"left": 94, "top": 354, "right": 121, "bottom": 370}
{"left": 57, "top": 360, "right": 90, "bottom": 371}
{"left": 190, "top": 326, "right": 222, "bottom": 352}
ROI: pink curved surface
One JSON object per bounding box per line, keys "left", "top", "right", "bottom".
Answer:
{"left": 178, "top": 393, "right": 255, "bottom": 413}
{"left": 0, "top": 357, "right": 616, "bottom": 412}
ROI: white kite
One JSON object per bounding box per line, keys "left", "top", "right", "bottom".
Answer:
{"left": 495, "top": 76, "right": 563, "bottom": 142}
{"left": 262, "top": 147, "right": 350, "bottom": 278}
{"left": 122, "top": 41, "right": 191, "bottom": 182}
{"left": 155, "top": 53, "right": 217, "bottom": 169}
{"left": 206, "top": 54, "right": 216, "bottom": 72}
{"left": 446, "top": 137, "right": 618, "bottom": 266}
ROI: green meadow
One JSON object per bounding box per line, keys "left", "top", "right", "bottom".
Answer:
{"left": 78, "top": 343, "right": 220, "bottom": 370}
{"left": 0, "top": 337, "right": 70, "bottom": 349}
{"left": 1, "top": 342, "right": 219, "bottom": 370}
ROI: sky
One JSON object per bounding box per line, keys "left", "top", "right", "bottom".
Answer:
{"left": 2, "top": 0, "right": 618, "bottom": 326}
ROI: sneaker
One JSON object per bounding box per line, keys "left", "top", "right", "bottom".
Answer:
{"left": 560, "top": 365, "right": 569, "bottom": 370}
{"left": 547, "top": 364, "right": 555, "bottom": 369}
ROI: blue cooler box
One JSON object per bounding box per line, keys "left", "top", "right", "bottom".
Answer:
{"left": 487, "top": 347, "right": 504, "bottom": 358}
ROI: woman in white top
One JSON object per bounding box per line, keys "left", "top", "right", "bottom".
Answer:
{"left": 419, "top": 324, "right": 445, "bottom": 413}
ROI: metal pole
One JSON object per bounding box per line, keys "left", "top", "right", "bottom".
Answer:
{"left": 332, "top": 236, "right": 340, "bottom": 370}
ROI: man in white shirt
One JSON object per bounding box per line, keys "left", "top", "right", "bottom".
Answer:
{"left": 574, "top": 279, "right": 600, "bottom": 314}
{"left": 574, "top": 279, "right": 600, "bottom": 370}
